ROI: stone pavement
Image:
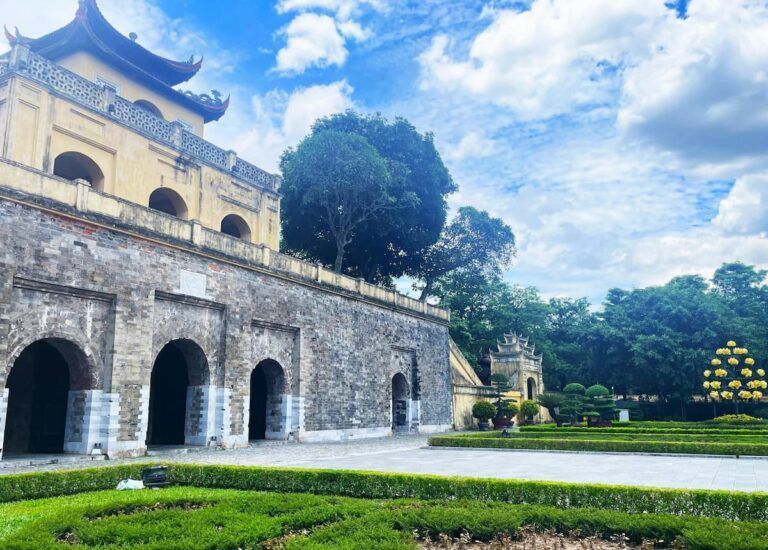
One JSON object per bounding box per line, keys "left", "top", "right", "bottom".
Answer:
{"left": 2, "top": 434, "right": 767, "bottom": 492}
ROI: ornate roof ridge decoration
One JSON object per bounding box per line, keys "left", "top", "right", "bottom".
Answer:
{"left": 490, "top": 332, "right": 543, "bottom": 363}
{"left": 5, "top": 0, "right": 228, "bottom": 122}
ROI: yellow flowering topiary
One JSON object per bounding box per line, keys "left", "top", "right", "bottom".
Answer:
{"left": 738, "top": 390, "right": 753, "bottom": 400}
{"left": 758, "top": 369, "right": 766, "bottom": 377}
{"left": 745, "top": 358, "right": 755, "bottom": 366}
{"left": 709, "top": 390, "right": 720, "bottom": 400}
{"left": 728, "top": 357, "right": 739, "bottom": 366}
{"left": 721, "top": 391, "right": 734, "bottom": 400}
{"left": 714, "top": 368, "right": 728, "bottom": 377}
{"left": 753, "top": 391, "right": 764, "bottom": 400}
{"left": 710, "top": 381, "right": 722, "bottom": 389}
{"left": 710, "top": 359, "right": 721, "bottom": 367}
{"left": 703, "top": 381, "right": 711, "bottom": 389}
{"left": 727, "top": 340, "right": 737, "bottom": 347}
{"left": 741, "top": 368, "right": 753, "bottom": 378}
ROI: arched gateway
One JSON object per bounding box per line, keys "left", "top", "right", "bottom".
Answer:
{"left": 146, "top": 339, "right": 209, "bottom": 446}
{"left": 391, "top": 372, "right": 410, "bottom": 433}
{"left": 248, "top": 359, "right": 287, "bottom": 440}
{"left": 3, "top": 339, "right": 91, "bottom": 455}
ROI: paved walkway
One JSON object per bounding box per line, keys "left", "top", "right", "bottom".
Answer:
{"left": 3, "top": 435, "right": 767, "bottom": 492}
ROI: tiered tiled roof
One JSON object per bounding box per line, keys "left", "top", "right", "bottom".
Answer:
{"left": 5, "top": 0, "right": 228, "bottom": 122}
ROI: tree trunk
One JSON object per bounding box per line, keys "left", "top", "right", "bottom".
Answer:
{"left": 419, "top": 278, "right": 433, "bottom": 301}
{"left": 333, "top": 238, "right": 346, "bottom": 273}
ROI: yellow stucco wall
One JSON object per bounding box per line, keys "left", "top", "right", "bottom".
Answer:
{"left": 0, "top": 74, "right": 279, "bottom": 250}
{"left": 56, "top": 52, "right": 205, "bottom": 136}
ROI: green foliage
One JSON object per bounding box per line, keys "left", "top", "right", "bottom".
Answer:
{"left": 471, "top": 400, "right": 496, "bottom": 422}
{"left": 563, "top": 383, "right": 586, "bottom": 395}
{"left": 2, "top": 486, "right": 768, "bottom": 550}
{"left": 285, "top": 111, "right": 455, "bottom": 285}
{"left": 535, "top": 392, "right": 564, "bottom": 419}
{"left": 713, "top": 414, "right": 762, "bottom": 423}
{"left": 430, "top": 433, "right": 768, "bottom": 458}
{"left": 439, "top": 261, "right": 768, "bottom": 415}
{"left": 519, "top": 400, "right": 540, "bottom": 418}
{"left": 414, "top": 207, "right": 515, "bottom": 301}
{"left": 585, "top": 384, "right": 617, "bottom": 421}
{"left": 488, "top": 373, "right": 516, "bottom": 417}
{"left": 3, "top": 465, "right": 768, "bottom": 549}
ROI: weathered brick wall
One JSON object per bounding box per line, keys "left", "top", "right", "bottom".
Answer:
{"left": 0, "top": 198, "right": 452, "bottom": 455}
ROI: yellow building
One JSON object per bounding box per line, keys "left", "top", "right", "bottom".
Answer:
{"left": 0, "top": 0, "right": 280, "bottom": 249}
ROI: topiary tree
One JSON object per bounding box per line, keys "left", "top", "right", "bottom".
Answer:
{"left": 537, "top": 392, "right": 565, "bottom": 426}
{"left": 489, "top": 373, "right": 516, "bottom": 421}
{"left": 472, "top": 400, "right": 496, "bottom": 430}
{"left": 704, "top": 340, "right": 766, "bottom": 415}
{"left": 585, "top": 384, "right": 617, "bottom": 425}
{"left": 559, "top": 383, "right": 587, "bottom": 426}
{"left": 518, "top": 400, "right": 540, "bottom": 425}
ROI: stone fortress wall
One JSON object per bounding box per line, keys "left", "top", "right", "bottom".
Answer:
{"left": 0, "top": 161, "right": 453, "bottom": 458}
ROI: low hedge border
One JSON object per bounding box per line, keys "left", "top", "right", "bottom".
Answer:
{"left": 3, "top": 464, "right": 767, "bottom": 522}
{"left": 429, "top": 434, "right": 768, "bottom": 458}
{"left": 521, "top": 426, "right": 768, "bottom": 436}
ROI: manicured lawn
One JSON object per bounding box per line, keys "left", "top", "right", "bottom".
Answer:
{"left": 2, "top": 486, "right": 768, "bottom": 549}
{"left": 430, "top": 423, "right": 768, "bottom": 456}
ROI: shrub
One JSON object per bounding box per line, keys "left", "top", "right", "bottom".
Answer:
{"left": 713, "top": 414, "right": 762, "bottom": 423}
{"left": 520, "top": 400, "right": 540, "bottom": 418}
{"left": 472, "top": 401, "right": 496, "bottom": 423}
{"left": 585, "top": 384, "right": 617, "bottom": 421}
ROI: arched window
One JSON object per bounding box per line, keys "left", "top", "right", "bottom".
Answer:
{"left": 392, "top": 373, "right": 410, "bottom": 433}
{"left": 148, "top": 188, "right": 188, "bottom": 219}
{"left": 249, "top": 359, "right": 287, "bottom": 441}
{"left": 133, "top": 99, "right": 164, "bottom": 119}
{"left": 220, "top": 214, "right": 251, "bottom": 241}
{"left": 52, "top": 152, "right": 105, "bottom": 191}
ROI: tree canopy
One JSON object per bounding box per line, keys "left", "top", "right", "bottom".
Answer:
{"left": 281, "top": 111, "right": 456, "bottom": 284}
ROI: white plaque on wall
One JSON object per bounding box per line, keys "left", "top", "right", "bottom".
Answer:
{"left": 179, "top": 269, "right": 207, "bottom": 298}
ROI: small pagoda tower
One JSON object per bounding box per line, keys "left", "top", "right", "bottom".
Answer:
{"left": 489, "top": 333, "right": 545, "bottom": 401}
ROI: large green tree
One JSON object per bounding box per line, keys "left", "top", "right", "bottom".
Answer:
{"left": 414, "top": 206, "right": 516, "bottom": 300}
{"left": 280, "top": 130, "right": 412, "bottom": 272}
{"left": 300, "top": 111, "right": 456, "bottom": 284}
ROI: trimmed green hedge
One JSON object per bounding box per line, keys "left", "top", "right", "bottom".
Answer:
{"left": 2, "top": 464, "right": 768, "bottom": 522}
{"left": 429, "top": 434, "right": 768, "bottom": 458}
{"left": 522, "top": 425, "right": 768, "bottom": 436}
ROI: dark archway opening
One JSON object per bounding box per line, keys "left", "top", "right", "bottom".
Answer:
{"left": 249, "top": 367, "right": 267, "bottom": 440}
{"left": 148, "top": 188, "right": 188, "bottom": 219}
{"left": 392, "top": 373, "right": 409, "bottom": 432}
{"left": 53, "top": 151, "right": 105, "bottom": 191}
{"left": 248, "top": 360, "right": 285, "bottom": 441}
{"left": 527, "top": 377, "right": 536, "bottom": 401}
{"left": 147, "top": 343, "right": 189, "bottom": 446}
{"left": 4, "top": 341, "right": 71, "bottom": 454}
{"left": 221, "top": 214, "right": 251, "bottom": 241}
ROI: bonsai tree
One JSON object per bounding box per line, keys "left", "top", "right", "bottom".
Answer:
{"left": 518, "top": 400, "right": 540, "bottom": 425}
{"left": 559, "top": 383, "right": 587, "bottom": 426}
{"left": 537, "top": 392, "right": 565, "bottom": 426}
{"left": 585, "top": 384, "right": 617, "bottom": 426}
{"left": 472, "top": 400, "right": 496, "bottom": 431}
{"left": 489, "top": 373, "right": 516, "bottom": 427}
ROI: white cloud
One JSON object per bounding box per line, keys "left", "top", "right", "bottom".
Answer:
{"left": 419, "top": 0, "right": 671, "bottom": 120}
{"left": 210, "top": 81, "right": 355, "bottom": 173}
{"left": 712, "top": 174, "right": 768, "bottom": 236}
{"left": 276, "top": 0, "right": 386, "bottom": 20}
{"left": 274, "top": 0, "right": 383, "bottom": 74}
{"left": 445, "top": 131, "right": 498, "bottom": 162}
{"left": 275, "top": 13, "right": 348, "bottom": 74}
{"left": 618, "top": 0, "right": 768, "bottom": 174}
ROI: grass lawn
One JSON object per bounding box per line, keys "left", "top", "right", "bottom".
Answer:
{"left": 430, "top": 423, "right": 768, "bottom": 456}
{"left": 2, "top": 486, "right": 768, "bottom": 549}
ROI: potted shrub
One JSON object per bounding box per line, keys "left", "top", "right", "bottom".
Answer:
{"left": 489, "top": 373, "right": 517, "bottom": 429}
{"left": 585, "top": 384, "right": 617, "bottom": 427}
{"left": 518, "top": 400, "right": 540, "bottom": 425}
{"left": 472, "top": 400, "right": 496, "bottom": 431}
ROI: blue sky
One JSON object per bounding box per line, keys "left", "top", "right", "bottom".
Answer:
{"left": 5, "top": 0, "right": 768, "bottom": 304}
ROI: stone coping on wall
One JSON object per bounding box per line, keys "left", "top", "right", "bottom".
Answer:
{"left": 0, "top": 159, "right": 450, "bottom": 324}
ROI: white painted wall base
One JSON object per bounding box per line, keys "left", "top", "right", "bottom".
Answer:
{"left": 299, "top": 425, "right": 391, "bottom": 442}
{"left": 64, "top": 390, "right": 103, "bottom": 454}
{"left": 185, "top": 385, "right": 217, "bottom": 446}
{"left": 0, "top": 387, "right": 8, "bottom": 460}
{"left": 418, "top": 424, "right": 452, "bottom": 434}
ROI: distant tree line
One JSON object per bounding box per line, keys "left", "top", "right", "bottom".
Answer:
{"left": 435, "top": 262, "right": 768, "bottom": 417}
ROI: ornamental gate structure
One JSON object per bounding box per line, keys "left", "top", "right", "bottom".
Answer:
{"left": 0, "top": 1, "right": 453, "bottom": 460}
